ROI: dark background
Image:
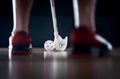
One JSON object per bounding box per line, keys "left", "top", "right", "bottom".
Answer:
{"left": 0, "top": 0, "right": 119, "bottom": 48}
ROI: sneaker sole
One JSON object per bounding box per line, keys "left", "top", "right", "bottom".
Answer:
{"left": 9, "top": 44, "right": 32, "bottom": 55}
{"left": 71, "top": 44, "right": 112, "bottom": 56}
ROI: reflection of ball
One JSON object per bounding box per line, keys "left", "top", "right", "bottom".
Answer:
{"left": 44, "top": 40, "right": 54, "bottom": 51}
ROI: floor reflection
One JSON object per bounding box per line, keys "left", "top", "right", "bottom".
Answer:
{"left": 43, "top": 51, "right": 68, "bottom": 79}
{"left": 67, "top": 58, "right": 112, "bottom": 79}
{"left": 44, "top": 51, "right": 68, "bottom": 59}
{"left": 9, "top": 56, "right": 34, "bottom": 79}
{"left": 5, "top": 49, "right": 113, "bottom": 79}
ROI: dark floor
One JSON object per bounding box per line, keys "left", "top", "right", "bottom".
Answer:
{"left": 0, "top": 48, "right": 120, "bottom": 79}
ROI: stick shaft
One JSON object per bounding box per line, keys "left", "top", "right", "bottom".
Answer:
{"left": 50, "top": 0, "right": 58, "bottom": 33}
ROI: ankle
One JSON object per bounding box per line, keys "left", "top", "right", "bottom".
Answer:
{"left": 11, "top": 29, "right": 28, "bottom": 36}
{"left": 82, "top": 25, "right": 95, "bottom": 32}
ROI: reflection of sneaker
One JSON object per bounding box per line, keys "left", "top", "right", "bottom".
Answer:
{"left": 9, "top": 31, "right": 32, "bottom": 55}
{"left": 70, "top": 27, "right": 113, "bottom": 56}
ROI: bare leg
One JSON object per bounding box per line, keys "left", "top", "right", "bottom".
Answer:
{"left": 12, "top": 0, "right": 33, "bottom": 34}
{"left": 71, "top": 0, "right": 112, "bottom": 55}
{"left": 9, "top": 0, "right": 33, "bottom": 55}
{"left": 73, "top": 0, "right": 96, "bottom": 32}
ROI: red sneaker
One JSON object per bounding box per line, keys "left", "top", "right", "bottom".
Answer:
{"left": 9, "top": 31, "right": 32, "bottom": 55}
{"left": 70, "top": 27, "right": 113, "bottom": 56}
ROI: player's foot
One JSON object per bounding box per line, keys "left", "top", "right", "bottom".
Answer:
{"left": 70, "top": 26, "right": 113, "bottom": 56}
{"left": 9, "top": 31, "right": 32, "bottom": 55}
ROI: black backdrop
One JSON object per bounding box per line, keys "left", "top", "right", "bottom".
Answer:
{"left": 0, "top": 0, "right": 119, "bottom": 47}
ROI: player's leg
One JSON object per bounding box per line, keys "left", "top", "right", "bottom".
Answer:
{"left": 73, "top": 0, "right": 96, "bottom": 31}
{"left": 70, "top": 0, "right": 113, "bottom": 56}
{"left": 9, "top": 0, "right": 33, "bottom": 55}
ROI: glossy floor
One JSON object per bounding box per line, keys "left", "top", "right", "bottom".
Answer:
{"left": 0, "top": 48, "right": 120, "bottom": 79}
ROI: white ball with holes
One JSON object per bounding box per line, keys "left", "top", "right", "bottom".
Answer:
{"left": 44, "top": 40, "right": 54, "bottom": 51}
